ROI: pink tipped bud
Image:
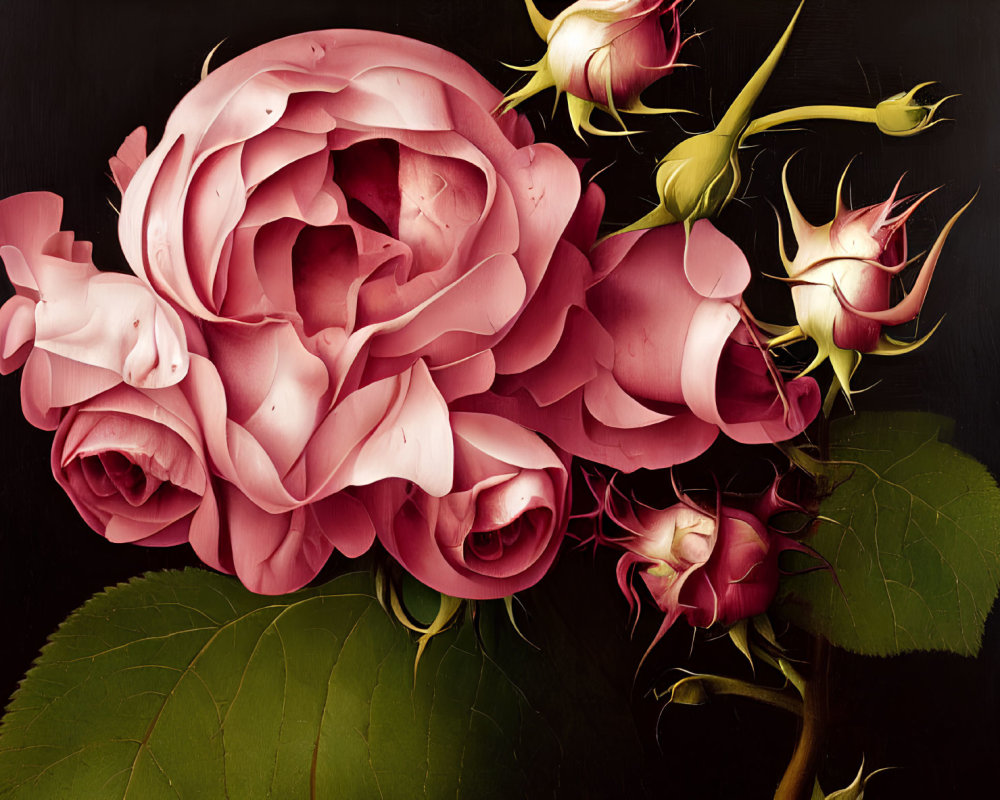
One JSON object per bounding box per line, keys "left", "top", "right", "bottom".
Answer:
{"left": 503, "top": 0, "right": 686, "bottom": 137}
{"left": 775, "top": 158, "right": 970, "bottom": 396}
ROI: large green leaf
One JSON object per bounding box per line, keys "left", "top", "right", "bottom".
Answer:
{"left": 778, "top": 412, "right": 1000, "bottom": 656}
{"left": 0, "top": 560, "right": 646, "bottom": 799}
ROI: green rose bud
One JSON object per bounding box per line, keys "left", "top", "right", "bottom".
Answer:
{"left": 874, "top": 81, "right": 955, "bottom": 136}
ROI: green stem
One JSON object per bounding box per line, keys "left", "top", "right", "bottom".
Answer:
{"left": 745, "top": 105, "right": 878, "bottom": 138}
{"left": 775, "top": 402, "right": 835, "bottom": 799}
{"left": 691, "top": 675, "right": 804, "bottom": 716}
{"left": 774, "top": 637, "right": 830, "bottom": 800}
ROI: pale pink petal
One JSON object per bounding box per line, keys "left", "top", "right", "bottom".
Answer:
{"left": 21, "top": 350, "right": 120, "bottom": 430}
{"left": 32, "top": 271, "right": 189, "bottom": 389}
{"left": 205, "top": 321, "right": 328, "bottom": 477}
{"left": 683, "top": 219, "right": 752, "bottom": 300}
{"left": 0, "top": 295, "right": 35, "bottom": 373}
{"left": 451, "top": 411, "right": 564, "bottom": 473}
{"left": 109, "top": 127, "right": 148, "bottom": 194}
{"left": 0, "top": 193, "right": 65, "bottom": 273}
{"left": 430, "top": 350, "right": 496, "bottom": 403}
{"left": 341, "top": 359, "right": 453, "bottom": 497}
{"left": 589, "top": 225, "right": 700, "bottom": 405}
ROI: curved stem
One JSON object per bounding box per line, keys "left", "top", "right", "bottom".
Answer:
{"left": 666, "top": 674, "right": 805, "bottom": 716}
{"left": 745, "top": 105, "right": 878, "bottom": 138}
{"left": 774, "top": 636, "right": 830, "bottom": 800}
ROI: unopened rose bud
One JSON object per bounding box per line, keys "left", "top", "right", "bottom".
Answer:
{"left": 770, "top": 157, "right": 972, "bottom": 400}
{"left": 597, "top": 473, "right": 810, "bottom": 660}
{"left": 616, "top": 1, "right": 803, "bottom": 235}
{"left": 649, "top": 130, "right": 741, "bottom": 228}
{"left": 875, "top": 82, "right": 955, "bottom": 137}
{"left": 502, "top": 0, "right": 687, "bottom": 137}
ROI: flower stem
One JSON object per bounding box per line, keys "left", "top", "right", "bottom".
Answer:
{"left": 774, "top": 386, "right": 836, "bottom": 799}
{"left": 663, "top": 674, "right": 804, "bottom": 716}
{"left": 774, "top": 636, "right": 830, "bottom": 800}
{"left": 745, "top": 105, "right": 878, "bottom": 138}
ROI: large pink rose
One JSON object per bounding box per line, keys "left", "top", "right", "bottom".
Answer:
{"left": 466, "top": 216, "right": 821, "bottom": 470}
{"left": 112, "top": 29, "right": 588, "bottom": 536}
{"left": 362, "top": 412, "right": 569, "bottom": 599}
{"left": 98, "top": 30, "right": 607, "bottom": 593}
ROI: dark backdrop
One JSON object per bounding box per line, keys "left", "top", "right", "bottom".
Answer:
{"left": 1, "top": 1, "right": 998, "bottom": 797}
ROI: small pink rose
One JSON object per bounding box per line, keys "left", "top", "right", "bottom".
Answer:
{"left": 51, "top": 379, "right": 218, "bottom": 553}
{"left": 469, "top": 217, "right": 820, "bottom": 471}
{"left": 363, "top": 412, "right": 569, "bottom": 600}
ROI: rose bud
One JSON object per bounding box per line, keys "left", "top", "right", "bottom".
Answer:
{"left": 769, "top": 158, "right": 972, "bottom": 400}
{"left": 362, "top": 412, "right": 569, "bottom": 600}
{"left": 598, "top": 473, "right": 809, "bottom": 657}
{"left": 502, "top": 0, "right": 686, "bottom": 137}
{"left": 875, "top": 82, "right": 956, "bottom": 137}
{"left": 616, "top": 1, "right": 802, "bottom": 234}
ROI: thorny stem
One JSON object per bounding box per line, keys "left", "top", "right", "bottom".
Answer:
{"left": 774, "top": 400, "right": 836, "bottom": 799}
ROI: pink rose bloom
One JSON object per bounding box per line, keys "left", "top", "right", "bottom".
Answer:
{"left": 362, "top": 413, "right": 569, "bottom": 600}
{"left": 545, "top": 0, "right": 682, "bottom": 108}
{"left": 466, "top": 215, "right": 821, "bottom": 471}
{"left": 52, "top": 379, "right": 219, "bottom": 553}
{"left": 775, "top": 162, "right": 969, "bottom": 396}
{"left": 0, "top": 192, "right": 189, "bottom": 429}
{"left": 105, "top": 30, "right": 597, "bottom": 592}
{"left": 599, "top": 474, "right": 808, "bottom": 650}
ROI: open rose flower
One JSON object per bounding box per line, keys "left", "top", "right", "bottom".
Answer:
{"left": 596, "top": 473, "right": 809, "bottom": 654}
{"left": 465, "top": 215, "right": 820, "bottom": 471}
{"left": 52, "top": 380, "right": 219, "bottom": 553}
{"left": 770, "top": 159, "right": 971, "bottom": 398}
{"left": 106, "top": 30, "right": 597, "bottom": 590}
{"left": 503, "top": 0, "right": 685, "bottom": 136}
{"left": 362, "top": 412, "right": 569, "bottom": 599}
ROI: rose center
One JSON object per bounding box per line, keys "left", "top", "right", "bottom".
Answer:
{"left": 81, "top": 451, "right": 164, "bottom": 507}
{"left": 465, "top": 516, "right": 528, "bottom": 563}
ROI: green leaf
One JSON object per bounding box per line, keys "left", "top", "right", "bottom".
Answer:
{"left": 777, "top": 412, "right": 1000, "bottom": 656}
{"left": 0, "top": 561, "right": 646, "bottom": 798}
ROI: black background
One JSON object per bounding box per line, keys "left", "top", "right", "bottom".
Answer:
{"left": 1, "top": 1, "right": 998, "bottom": 797}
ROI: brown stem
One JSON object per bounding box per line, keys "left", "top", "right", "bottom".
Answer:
{"left": 774, "top": 636, "right": 830, "bottom": 800}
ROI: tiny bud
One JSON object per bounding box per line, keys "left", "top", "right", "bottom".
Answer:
{"left": 874, "top": 82, "right": 954, "bottom": 137}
